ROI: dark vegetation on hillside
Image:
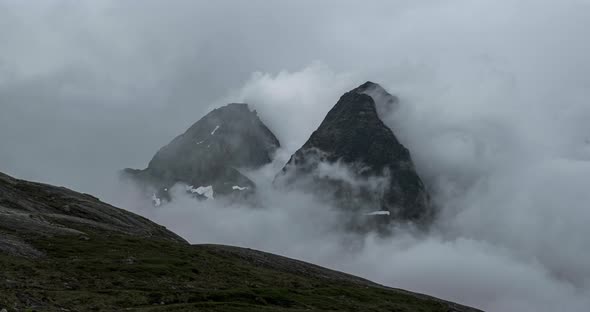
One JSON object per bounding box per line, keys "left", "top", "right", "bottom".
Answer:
{"left": 0, "top": 233, "right": 479, "bottom": 312}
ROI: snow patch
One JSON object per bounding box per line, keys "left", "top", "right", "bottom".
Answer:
{"left": 211, "top": 125, "right": 220, "bottom": 135}
{"left": 232, "top": 185, "right": 248, "bottom": 191}
{"left": 365, "top": 210, "right": 390, "bottom": 216}
{"left": 151, "top": 193, "right": 161, "bottom": 207}
{"left": 196, "top": 140, "right": 204, "bottom": 145}
{"left": 186, "top": 185, "right": 214, "bottom": 199}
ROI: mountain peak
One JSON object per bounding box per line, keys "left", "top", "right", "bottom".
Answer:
{"left": 355, "top": 80, "right": 379, "bottom": 90}
{"left": 353, "top": 81, "right": 399, "bottom": 117}
{"left": 123, "top": 102, "right": 280, "bottom": 204}
{"left": 215, "top": 102, "right": 251, "bottom": 112}
{"left": 275, "top": 82, "right": 430, "bottom": 231}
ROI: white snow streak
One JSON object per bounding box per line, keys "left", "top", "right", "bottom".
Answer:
{"left": 211, "top": 125, "right": 220, "bottom": 135}
{"left": 365, "top": 210, "right": 390, "bottom": 216}
{"left": 187, "top": 185, "right": 214, "bottom": 199}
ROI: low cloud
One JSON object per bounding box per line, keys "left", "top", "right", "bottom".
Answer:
{"left": 109, "top": 61, "right": 590, "bottom": 312}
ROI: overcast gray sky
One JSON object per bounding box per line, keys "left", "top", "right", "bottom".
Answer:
{"left": 2, "top": 0, "right": 589, "bottom": 188}
{"left": 1, "top": 1, "right": 590, "bottom": 311}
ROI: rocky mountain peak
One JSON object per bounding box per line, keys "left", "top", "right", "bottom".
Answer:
{"left": 122, "top": 82, "right": 430, "bottom": 229}
{"left": 123, "top": 103, "right": 280, "bottom": 203}
{"left": 275, "top": 82, "right": 430, "bottom": 228}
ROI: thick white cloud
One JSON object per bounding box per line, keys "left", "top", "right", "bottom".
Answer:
{"left": 2, "top": 1, "right": 590, "bottom": 311}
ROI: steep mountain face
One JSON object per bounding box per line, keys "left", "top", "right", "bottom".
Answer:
{"left": 275, "top": 82, "right": 431, "bottom": 225}
{"left": 124, "top": 103, "right": 280, "bottom": 203}
{"left": 0, "top": 172, "right": 481, "bottom": 312}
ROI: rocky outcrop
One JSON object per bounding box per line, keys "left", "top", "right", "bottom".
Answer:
{"left": 275, "top": 82, "right": 431, "bottom": 226}
{"left": 123, "top": 103, "right": 280, "bottom": 204}
{"left": 0, "top": 171, "right": 187, "bottom": 256}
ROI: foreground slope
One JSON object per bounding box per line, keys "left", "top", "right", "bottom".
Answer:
{"left": 0, "top": 171, "right": 186, "bottom": 258}
{"left": 0, "top": 172, "right": 480, "bottom": 312}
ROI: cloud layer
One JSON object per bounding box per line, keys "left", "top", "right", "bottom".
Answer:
{"left": 2, "top": 1, "right": 590, "bottom": 311}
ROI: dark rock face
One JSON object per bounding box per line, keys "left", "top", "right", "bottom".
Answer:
{"left": 275, "top": 82, "right": 430, "bottom": 225}
{"left": 0, "top": 171, "right": 187, "bottom": 257}
{"left": 124, "top": 103, "right": 280, "bottom": 202}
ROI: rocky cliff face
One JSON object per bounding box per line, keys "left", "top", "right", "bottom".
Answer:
{"left": 123, "top": 103, "right": 280, "bottom": 203}
{"left": 275, "top": 82, "right": 431, "bottom": 226}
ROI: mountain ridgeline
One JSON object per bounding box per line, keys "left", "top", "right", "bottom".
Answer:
{"left": 124, "top": 82, "right": 432, "bottom": 227}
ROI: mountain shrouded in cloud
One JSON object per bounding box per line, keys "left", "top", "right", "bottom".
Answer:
{"left": 124, "top": 81, "right": 432, "bottom": 234}
{"left": 123, "top": 103, "right": 280, "bottom": 203}
{"left": 275, "top": 82, "right": 431, "bottom": 228}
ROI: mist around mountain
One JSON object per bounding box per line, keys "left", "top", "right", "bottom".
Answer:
{"left": 107, "top": 65, "right": 590, "bottom": 312}
{"left": 123, "top": 82, "right": 432, "bottom": 236}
